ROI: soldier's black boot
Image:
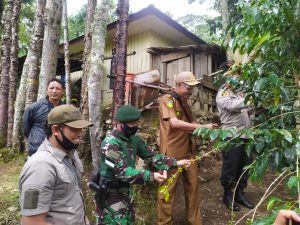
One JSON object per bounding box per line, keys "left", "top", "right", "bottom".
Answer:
{"left": 223, "top": 190, "right": 240, "bottom": 211}
{"left": 235, "top": 190, "right": 254, "bottom": 209}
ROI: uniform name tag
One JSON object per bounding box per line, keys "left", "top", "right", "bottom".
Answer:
{"left": 105, "top": 159, "right": 115, "bottom": 168}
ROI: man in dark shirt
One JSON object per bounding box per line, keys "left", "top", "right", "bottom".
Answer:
{"left": 23, "top": 78, "right": 64, "bottom": 156}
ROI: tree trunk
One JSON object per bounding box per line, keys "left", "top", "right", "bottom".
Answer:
{"left": 0, "top": 0, "right": 13, "bottom": 147}
{"left": 37, "top": 0, "right": 62, "bottom": 100}
{"left": 88, "top": 0, "right": 111, "bottom": 168}
{"left": 7, "top": 0, "right": 21, "bottom": 148}
{"left": 219, "top": 0, "right": 233, "bottom": 60}
{"left": 78, "top": 0, "right": 97, "bottom": 164}
{"left": 62, "top": 0, "right": 71, "bottom": 104}
{"left": 12, "top": 0, "right": 46, "bottom": 151}
{"left": 112, "top": 0, "right": 129, "bottom": 118}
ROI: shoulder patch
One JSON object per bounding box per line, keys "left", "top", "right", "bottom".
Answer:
{"left": 23, "top": 189, "right": 39, "bottom": 209}
{"left": 221, "top": 91, "right": 229, "bottom": 97}
{"left": 166, "top": 99, "right": 174, "bottom": 108}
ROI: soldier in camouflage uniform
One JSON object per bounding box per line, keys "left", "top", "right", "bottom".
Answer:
{"left": 94, "top": 105, "right": 191, "bottom": 225}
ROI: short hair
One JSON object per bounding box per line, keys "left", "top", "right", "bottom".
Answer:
{"left": 45, "top": 122, "right": 53, "bottom": 138}
{"left": 47, "top": 78, "right": 65, "bottom": 89}
{"left": 45, "top": 122, "right": 65, "bottom": 138}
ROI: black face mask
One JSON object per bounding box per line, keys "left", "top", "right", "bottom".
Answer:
{"left": 122, "top": 123, "right": 138, "bottom": 137}
{"left": 55, "top": 128, "right": 79, "bottom": 151}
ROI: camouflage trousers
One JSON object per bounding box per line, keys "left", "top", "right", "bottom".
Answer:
{"left": 96, "top": 188, "right": 134, "bottom": 225}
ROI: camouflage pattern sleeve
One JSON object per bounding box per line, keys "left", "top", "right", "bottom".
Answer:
{"left": 136, "top": 137, "right": 177, "bottom": 171}
{"left": 101, "top": 136, "right": 155, "bottom": 185}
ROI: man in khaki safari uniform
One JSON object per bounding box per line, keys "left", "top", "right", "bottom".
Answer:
{"left": 157, "top": 71, "right": 218, "bottom": 225}
{"left": 19, "top": 105, "right": 92, "bottom": 225}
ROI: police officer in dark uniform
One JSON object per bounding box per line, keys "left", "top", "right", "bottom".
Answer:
{"left": 216, "top": 68, "right": 255, "bottom": 211}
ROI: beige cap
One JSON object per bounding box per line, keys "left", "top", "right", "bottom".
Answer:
{"left": 175, "top": 71, "right": 200, "bottom": 86}
{"left": 48, "top": 105, "right": 92, "bottom": 128}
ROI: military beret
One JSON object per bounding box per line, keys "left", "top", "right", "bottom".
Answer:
{"left": 115, "top": 105, "right": 141, "bottom": 122}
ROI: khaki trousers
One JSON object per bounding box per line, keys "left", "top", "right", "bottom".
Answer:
{"left": 157, "top": 162, "right": 202, "bottom": 225}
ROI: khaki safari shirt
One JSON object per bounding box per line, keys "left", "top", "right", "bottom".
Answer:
{"left": 19, "top": 139, "right": 85, "bottom": 225}
{"left": 159, "top": 93, "right": 195, "bottom": 159}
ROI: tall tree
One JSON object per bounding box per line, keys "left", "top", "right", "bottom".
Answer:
{"left": 112, "top": 0, "right": 129, "bottom": 118}
{"left": 37, "top": 0, "right": 62, "bottom": 100}
{"left": 88, "top": 0, "right": 112, "bottom": 168}
{"left": 78, "top": 0, "right": 97, "bottom": 163}
{"left": 19, "top": 0, "right": 35, "bottom": 56}
{"left": 12, "top": 0, "right": 46, "bottom": 151}
{"left": 0, "top": 0, "right": 14, "bottom": 147}
{"left": 7, "top": 0, "right": 22, "bottom": 148}
{"left": 67, "top": 4, "right": 87, "bottom": 40}
{"left": 62, "top": 0, "right": 71, "bottom": 104}
{"left": 177, "top": 14, "right": 222, "bottom": 44}
{"left": 220, "top": 0, "right": 230, "bottom": 51}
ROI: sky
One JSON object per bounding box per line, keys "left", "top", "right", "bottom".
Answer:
{"left": 66, "top": 0, "right": 219, "bottom": 19}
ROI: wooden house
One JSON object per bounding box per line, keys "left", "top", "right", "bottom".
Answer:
{"left": 19, "top": 5, "right": 225, "bottom": 111}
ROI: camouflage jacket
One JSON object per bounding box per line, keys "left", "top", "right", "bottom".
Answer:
{"left": 100, "top": 129, "right": 177, "bottom": 185}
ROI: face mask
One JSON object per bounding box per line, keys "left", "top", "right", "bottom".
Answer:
{"left": 55, "top": 128, "right": 79, "bottom": 151}
{"left": 122, "top": 123, "right": 138, "bottom": 136}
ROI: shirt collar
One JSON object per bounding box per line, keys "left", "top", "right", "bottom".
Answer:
{"left": 44, "top": 139, "right": 68, "bottom": 163}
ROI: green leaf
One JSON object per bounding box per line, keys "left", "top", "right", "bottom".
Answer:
{"left": 209, "top": 129, "right": 220, "bottom": 140}
{"left": 256, "top": 33, "right": 271, "bottom": 47}
{"left": 242, "top": 128, "right": 254, "bottom": 139}
{"left": 287, "top": 176, "right": 300, "bottom": 190}
{"left": 266, "top": 197, "right": 281, "bottom": 211}
{"left": 255, "top": 142, "right": 265, "bottom": 153}
{"left": 295, "top": 142, "right": 300, "bottom": 157}
{"left": 159, "top": 185, "right": 170, "bottom": 202}
{"left": 219, "top": 130, "right": 229, "bottom": 140}
{"left": 194, "top": 128, "right": 210, "bottom": 138}
{"left": 275, "top": 129, "right": 292, "bottom": 143}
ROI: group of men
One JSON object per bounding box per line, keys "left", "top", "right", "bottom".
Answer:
{"left": 19, "top": 70, "right": 255, "bottom": 225}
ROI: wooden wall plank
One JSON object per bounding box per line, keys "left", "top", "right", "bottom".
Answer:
{"left": 200, "top": 53, "right": 208, "bottom": 77}
{"left": 194, "top": 53, "right": 201, "bottom": 79}
{"left": 161, "top": 51, "right": 190, "bottom": 63}
{"left": 177, "top": 56, "right": 191, "bottom": 73}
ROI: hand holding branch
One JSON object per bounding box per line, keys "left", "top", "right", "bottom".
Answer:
{"left": 274, "top": 210, "right": 300, "bottom": 225}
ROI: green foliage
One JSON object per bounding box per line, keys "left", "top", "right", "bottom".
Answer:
{"left": 195, "top": 2, "right": 300, "bottom": 220}
{"left": 0, "top": 148, "right": 15, "bottom": 163}
{"left": 63, "top": 0, "right": 116, "bottom": 41}
{"left": 18, "top": 0, "right": 35, "bottom": 56}
{"left": 177, "top": 14, "right": 222, "bottom": 44}
{"left": 67, "top": 4, "right": 87, "bottom": 40}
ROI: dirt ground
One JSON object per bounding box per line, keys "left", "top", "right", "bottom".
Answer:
{"left": 135, "top": 153, "right": 278, "bottom": 225}
{"left": 195, "top": 154, "right": 271, "bottom": 225}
